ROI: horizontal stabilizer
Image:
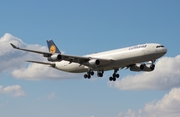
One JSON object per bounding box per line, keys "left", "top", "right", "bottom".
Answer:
{"left": 26, "top": 60, "right": 55, "bottom": 67}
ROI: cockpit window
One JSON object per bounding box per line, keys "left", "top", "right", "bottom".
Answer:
{"left": 156, "top": 45, "right": 164, "bottom": 48}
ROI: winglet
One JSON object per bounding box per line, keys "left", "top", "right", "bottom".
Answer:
{"left": 10, "top": 43, "right": 19, "bottom": 49}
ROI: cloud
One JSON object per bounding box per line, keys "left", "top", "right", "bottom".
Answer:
{"left": 109, "top": 55, "right": 180, "bottom": 90}
{"left": 116, "top": 87, "right": 180, "bottom": 117}
{"left": 12, "top": 62, "right": 76, "bottom": 80}
{"left": 0, "top": 33, "right": 79, "bottom": 80}
{"left": 0, "top": 85, "right": 25, "bottom": 97}
{"left": 47, "top": 92, "right": 57, "bottom": 100}
{"left": 0, "top": 33, "right": 47, "bottom": 72}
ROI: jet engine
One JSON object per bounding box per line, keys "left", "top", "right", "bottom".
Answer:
{"left": 85, "top": 59, "right": 100, "bottom": 67}
{"left": 130, "top": 64, "right": 145, "bottom": 71}
{"left": 143, "top": 63, "right": 155, "bottom": 71}
{"left": 47, "top": 54, "right": 62, "bottom": 61}
{"left": 130, "top": 63, "right": 155, "bottom": 72}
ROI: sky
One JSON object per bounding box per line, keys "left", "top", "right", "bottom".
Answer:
{"left": 0, "top": 0, "right": 180, "bottom": 117}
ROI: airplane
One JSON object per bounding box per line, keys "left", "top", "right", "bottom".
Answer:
{"left": 10, "top": 40, "right": 167, "bottom": 81}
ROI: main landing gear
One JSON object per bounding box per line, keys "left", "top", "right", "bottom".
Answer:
{"left": 84, "top": 71, "right": 94, "bottom": 79}
{"left": 84, "top": 69, "right": 120, "bottom": 82}
{"left": 109, "top": 69, "right": 119, "bottom": 81}
{"left": 84, "top": 70, "right": 104, "bottom": 79}
{"left": 97, "top": 70, "right": 104, "bottom": 77}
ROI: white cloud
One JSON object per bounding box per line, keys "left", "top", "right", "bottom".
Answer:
{"left": 0, "top": 33, "right": 47, "bottom": 72}
{"left": 0, "top": 85, "right": 25, "bottom": 97}
{"left": 47, "top": 92, "right": 57, "bottom": 100}
{"left": 116, "top": 87, "right": 180, "bottom": 117}
{"left": 109, "top": 55, "right": 180, "bottom": 90}
{"left": 143, "top": 87, "right": 180, "bottom": 117}
{"left": 0, "top": 33, "right": 79, "bottom": 80}
{"left": 12, "top": 62, "right": 76, "bottom": 80}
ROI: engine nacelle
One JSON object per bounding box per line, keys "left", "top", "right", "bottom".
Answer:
{"left": 130, "top": 63, "right": 155, "bottom": 72}
{"left": 86, "top": 59, "right": 100, "bottom": 67}
{"left": 143, "top": 63, "right": 155, "bottom": 71}
{"left": 130, "top": 64, "right": 145, "bottom": 71}
{"left": 47, "top": 54, "right": 62, "bottom": 61}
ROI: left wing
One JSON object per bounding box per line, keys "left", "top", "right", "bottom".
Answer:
{"left": 10, "top": 42, "right": 114, "bottom": 67}
{"left": 10, "top": 43, "right": 52, "bottom": 57}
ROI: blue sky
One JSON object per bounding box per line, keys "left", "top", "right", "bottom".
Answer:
{"left": 0, "top": 1, "right": 180, "bottom": 117}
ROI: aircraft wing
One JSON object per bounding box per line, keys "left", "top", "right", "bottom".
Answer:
{"left": 11, "top": 43, "right": 113, "bottom": 66}
{"left": 61, "top": 54, "right": 114, "bottom": 65}
{"left": 10, "top": 43, "right": 52, "bottom": 57}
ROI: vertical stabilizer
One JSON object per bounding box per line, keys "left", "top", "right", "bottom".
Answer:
{"left": 47, "top": 40, "right": 61, "bottom": 54}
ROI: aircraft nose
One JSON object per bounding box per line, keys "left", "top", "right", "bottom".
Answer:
{"left": 162, "top": 47, "right": 167, "bottom": 54}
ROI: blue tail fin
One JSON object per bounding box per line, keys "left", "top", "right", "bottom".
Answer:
{"left": 47, "top": 40, "right": 61, "bottom": 54}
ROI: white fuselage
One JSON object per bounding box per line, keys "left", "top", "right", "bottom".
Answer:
{"left": 54, "top": 43, "right": 167, "bottom": 73}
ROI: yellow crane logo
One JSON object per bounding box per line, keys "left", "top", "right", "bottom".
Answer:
{"left": 50, "top": 45, "right": 56, "bottom": 54}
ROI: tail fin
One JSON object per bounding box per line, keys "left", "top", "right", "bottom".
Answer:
{"left": 47, "top": 40, "right": 61, "bottom": 54}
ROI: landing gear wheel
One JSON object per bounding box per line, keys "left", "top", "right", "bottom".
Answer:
{"left": 90, "top": 71, "right": 94, "bottom": 76}
{"left": 84, "top": 69, "right": 94, "bottom": 79}
{"left": 87, "top": 74, "right": 91, "bottom": 79}
{"left": 113, "top": 77, "right": 116, "bottom": 81}
{"left": 97, "top": 70, "right": 104, "bottom": 77}
{"left": 109, "top": 77, "right": 113, "bottom": 81}
{"left": 116, "top": 74, "right": 119, "bottom": 78}
{"left": 109, "top": 77, "right": 116, "bottom": 81}
{"left": 84, "top": 74, "right": 88, "bottom": 79}
{"left": 109, "top": 69, "right": 119, "bottom": 81}
{"left": 98, "top": 73, "right": 103, "bottom": 77}
{"left": 113, "top": 73, "right": 119, "bottom": 78}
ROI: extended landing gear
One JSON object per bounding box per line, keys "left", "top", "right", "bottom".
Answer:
{"left": 84, "top": 69, "right": 120, "bottom": 81}
{"left": 84, "top": 70, "right": 104, "bottom": 79}
{"left": 109, "top": 69, "right": 120, "bottom": 81}
{"left": 97, "top": 71, "right": 104, "bottom": 77}
{"left": 84, "top": 71, "right": 94, "bottom": 79}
